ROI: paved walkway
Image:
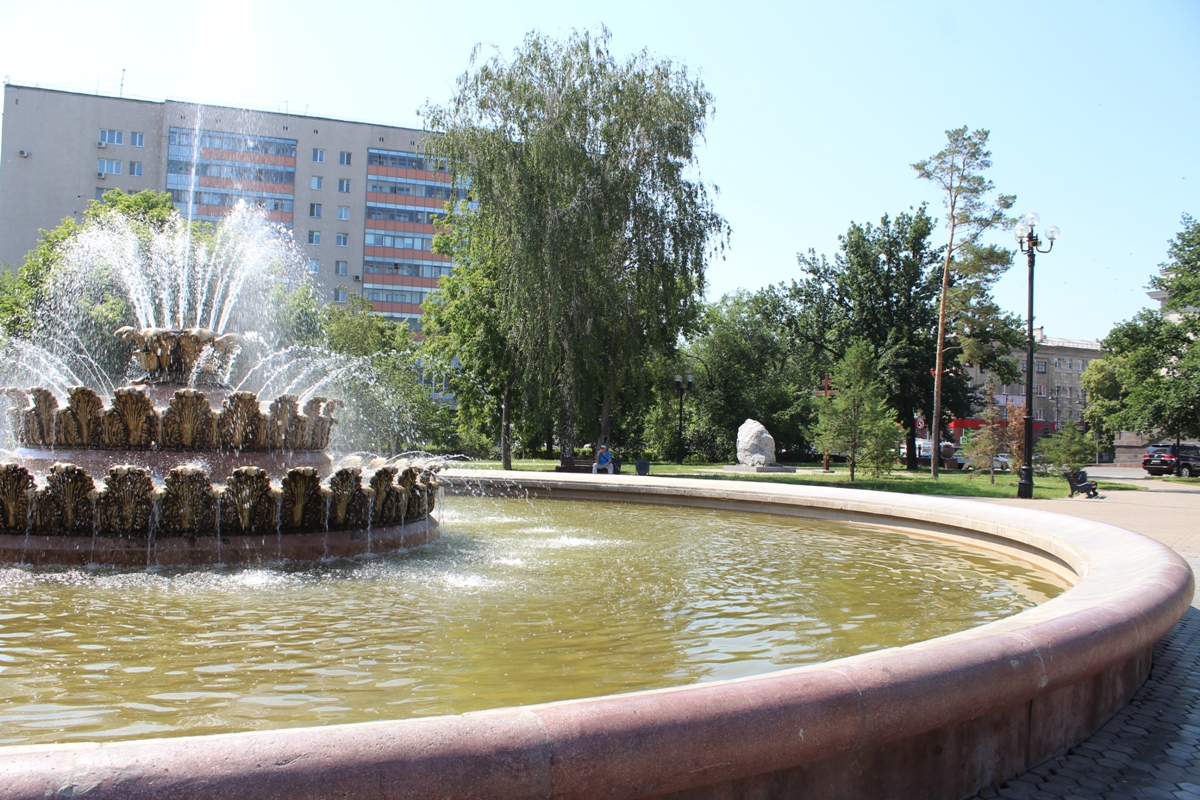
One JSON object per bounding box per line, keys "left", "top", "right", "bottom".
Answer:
{"left": 972, "top": 477, "right": 1200, "bottom": 798}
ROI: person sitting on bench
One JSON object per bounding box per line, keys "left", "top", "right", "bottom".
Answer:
{"left": 593, "top": 445, "right": 614, "bottom": 474}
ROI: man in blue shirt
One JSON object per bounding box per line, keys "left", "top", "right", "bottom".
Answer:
{"left": 593, "top": 445, "right": 614, "bottom": 474}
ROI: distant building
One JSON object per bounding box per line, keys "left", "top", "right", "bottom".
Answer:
{"left": 955, "top": 327, "right": 1101, "bottom": 444}
{"left": 0, "top": 84, "right": 461, "bottom": 329}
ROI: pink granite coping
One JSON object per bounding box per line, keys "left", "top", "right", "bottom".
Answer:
{"left": 0, "top": 471, "right": 1190, "bottom": 800}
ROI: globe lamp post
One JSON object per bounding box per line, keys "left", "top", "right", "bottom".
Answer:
{"left": 1015, "top": 212, "right": 1060, "bottom": 499}
{"left": 674, "top": 374, "right": 693, "bottom": 465}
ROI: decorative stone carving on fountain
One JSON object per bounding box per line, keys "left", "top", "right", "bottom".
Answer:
{"left": 10, "top": 388, "right": 58, "bottom": 447}
{"left": 218, "top": 391, "right": 266, "bottom": 451}
{"left": 55, "top": 387, "right": 105, "bottom": 447}
{"left": 328, "top": 467, "right": 369, "bottom": 531}
{"left": 221, "top": 466, "right": 276, "bottom": 536}
{"left": 103, "top": 388, "right": 160, "bottom": 449}
{"left": 4, "top": 385, "right": 339, "bottom": 453}
{"left": 160, "top": 389, "right": 216, "bottom": 450}
{"left": 0, "top": 463, "right": 33, "bottom": 533}
{"left": 32, "top": 463, "right": 95, "bottom": 536}
{"left": 115, "top": 326, "right": 243, "bottom": 385}
{"left": 96, "top": 466, "right": 155, "bottom": 540}
{"left": 0, "top": 458, "right": 442, "bottom": 564}
{"left": 280, "top": 467, "right": 324, "bottom": 533}
{"left": 159, "top": 466, "right": 218, "bottom": 538}
{"left": 370, "top": 466, "right": 405, "bottom": 527}
{"left": 267, "top": 395, "right": 306, "bottom": 452}
{"left": 0, "top": 326, "right": 441, "bottom": 565}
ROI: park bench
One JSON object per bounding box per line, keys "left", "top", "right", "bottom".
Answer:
{"left": 555, "top": 455, "right": 622, "bottom": 474}
{"left": 1063, "top": 469, "right": 1099, "bottom": 498}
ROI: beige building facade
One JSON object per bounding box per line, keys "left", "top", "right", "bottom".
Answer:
{"left": 0, "top": 84, "right": 455, "bottom": 327}
{"left": 959, "top": 327, "right": 1101, "bottom": 441}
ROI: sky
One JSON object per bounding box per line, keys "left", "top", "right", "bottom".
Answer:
{"left": 0, "top": 0, "right": 1196, "bottom": 341}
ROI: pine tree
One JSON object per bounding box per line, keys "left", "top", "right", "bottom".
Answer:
{"left": 814, "top": 343, "right": 903, "bottom": 481}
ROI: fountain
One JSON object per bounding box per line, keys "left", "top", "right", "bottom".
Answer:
{"left": 0, "top": 203, "right": 442, "bottom": 567}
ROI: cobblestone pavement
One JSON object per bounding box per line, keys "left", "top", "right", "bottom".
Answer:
{"left": 970, "top": 481, "right": 1200, "bottom": 798}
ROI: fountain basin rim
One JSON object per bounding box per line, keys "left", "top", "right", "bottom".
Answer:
{"left": 0, "top": 471, "right": 1191, "bottom": 800}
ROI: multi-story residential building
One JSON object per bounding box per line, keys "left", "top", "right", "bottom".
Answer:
{"left": 0, "top": 84, "right": 461, "bottom": 329}
{"left": 954, "top": 327, "right": 1101, "bottom": 443}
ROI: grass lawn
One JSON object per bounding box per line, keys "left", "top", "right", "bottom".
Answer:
{"left": 448, "top": 459, "right": 1138, "bottom": 500}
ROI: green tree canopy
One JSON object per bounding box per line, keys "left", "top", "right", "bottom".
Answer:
{"left": 1086, "top": 215, "right": 1200, "bottom": 452}
{"left": 423, "top": 27, "right": 728, "bottom": 456}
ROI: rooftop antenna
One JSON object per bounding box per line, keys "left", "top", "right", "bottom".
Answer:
{"left": 119, "top": 68, "right": 125, "bottom": 97}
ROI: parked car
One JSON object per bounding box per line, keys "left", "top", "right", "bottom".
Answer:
{"left": 1143, "top": 443, "right": 1200, "bottom": 477}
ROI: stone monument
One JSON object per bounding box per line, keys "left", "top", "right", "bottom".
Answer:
{"left": 723, "top": 419, "right": 797, "bottom": 474}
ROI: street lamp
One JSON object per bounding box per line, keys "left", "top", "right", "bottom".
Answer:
{"left": 1015, "top": 212, "right": 1060, "bottom": 499}
{"left": 674, "top": 374, "right": 693, "bottom": 465}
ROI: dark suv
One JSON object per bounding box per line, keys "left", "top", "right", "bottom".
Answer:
{"left": 1143, "top": 443, "right": 1200, "bottom": 477}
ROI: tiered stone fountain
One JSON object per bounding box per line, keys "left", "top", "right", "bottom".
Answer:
{"left": 0, "top": 326, "right": 440, "bottom": 567}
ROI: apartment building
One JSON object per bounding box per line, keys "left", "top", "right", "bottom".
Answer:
{"left": 0, "top": 84, "right": 460, "bottom": 328}
{"left": 955, "top": 327, "right": 1101, "bottom": 442}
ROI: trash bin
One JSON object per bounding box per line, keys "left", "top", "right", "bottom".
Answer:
{"left": 635, "top": 459, "right": 650, "bottom": 476}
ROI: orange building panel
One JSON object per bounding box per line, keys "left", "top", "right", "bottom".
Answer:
{"left": 196, "top": 206, "right": 292, "bottom": 223}
{"left": 362, "top": 275, "right": 442, "bottom": 289}
{"left": 198, "top": 177, "right": 295, "bottom": 194}
{"left": 363, "top": 220, "right": 437, "bottom": 234}
{"left": 199, "top": 149, "right": 296, "bottom": 167}
{"left": 369, "top": 301, "right": 425, "bottom": 315}
{"left": 365, "top": 192, "right": 445, "bottom": 209}
{"left": 366, "top": 167, "right": 452, "bottom": 184}
{"left": 364, "top": 246, "right": 451, "bottom": 262}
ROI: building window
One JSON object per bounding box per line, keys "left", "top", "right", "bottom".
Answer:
{"left": 313, "top": 148, "right": 325, "bottom": 163}
{"left": 308, "top": 231, "right": 321, "bottom": 245}
{"left": 130, "top": 132, "right": 145, "bottom": 147}
{"left": 95, "top": 187, "right": 107, "bottom": 201}
{"left": 334, "top": 287, "right": 348, "bottom": 302}
{"left": 129, "top": 162, "right": 143, "bottom": 177}
{"left": 1035, "top": 385, "right": 1046, "bottom": 397}
{"left": 335, "top": 260, "right": 348, "bottom": 276}
{"left": 338, "top": 178, "right": 351, "bottom": 193}
{"left": 336, "top": 233, "right": 349, "bottom": 247}
{"left": 309, "top": 203, "right": 322, "bottom": 218}
{"left": 1035, "top": 360, "right": 1046, "bottom": 373}
{"left": 97, "top": 158, "right": 122, "bottom": 175}
{"left": 98, "top": 129, "right": 123, "bottom": 145}
{"left": 339, "top": 152, "right": 352, "bottom": 166}
{"left": 307, "top": 259, "right": 320, "bottom": 273}
{"left": 1035, "top": 409, "right": 1045, "bottom": 420}
{"left": 337, "top": 206, "right": 350, "bottom": 220}
{"left": 1020, "top": 359, "right": 1027, "bottom": 372}
{"left": 311, "top": 176, "right": 323, "bottom": 190}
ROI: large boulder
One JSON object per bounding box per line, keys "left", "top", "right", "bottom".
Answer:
{"left": 736, "top": 419, "right": 777, "bottom": 467}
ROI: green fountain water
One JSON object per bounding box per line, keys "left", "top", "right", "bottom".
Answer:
{"left": 0, "top": 497, "right": 1065, "bottom": 745}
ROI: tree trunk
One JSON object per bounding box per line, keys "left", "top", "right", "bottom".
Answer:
{"left": 930, "top": 221, "right": 956, "bottom": 480}
{"left": 599, "top": 391, "right": 612, "bottom": 448}
{"left": 500, "top": 381, "right": 513, "bottom": 471}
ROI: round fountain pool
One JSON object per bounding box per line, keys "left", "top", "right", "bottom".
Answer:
{"left": 0, "top": 497, "right": 1064, "bottom": 746}
{"left": 0, "top": 473, "right": 1190, "bottom": 800}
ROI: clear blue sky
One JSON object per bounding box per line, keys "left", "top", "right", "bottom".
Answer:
{"left": 1, "top": 0, "right": 1196, "bottom": 340}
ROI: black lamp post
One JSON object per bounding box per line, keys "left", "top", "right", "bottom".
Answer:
{"left": 1015, "top": 212, "right": 1060, "bottom": 499}
{"left": 674, "top": 374, "right": 693, "bottom": 465}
